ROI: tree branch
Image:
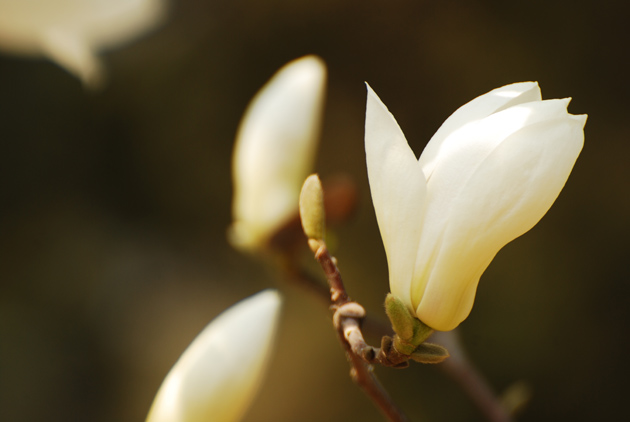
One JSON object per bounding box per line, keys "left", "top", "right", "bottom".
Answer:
{"left": 310, "top": 239, "right": 409, "bottom": 422}
{"left": 432, "top": 330, "right": 513, "bottom": 422}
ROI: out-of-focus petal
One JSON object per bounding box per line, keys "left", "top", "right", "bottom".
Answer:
{"left": 0, "top": 0, "right": 167, "bottom": 87}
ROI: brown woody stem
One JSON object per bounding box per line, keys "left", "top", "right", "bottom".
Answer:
{"left": 308, "top": 239, "right": 409, "bottom": 422}
{"left": 434, "top": 330, "right": 513, "bottom": 422}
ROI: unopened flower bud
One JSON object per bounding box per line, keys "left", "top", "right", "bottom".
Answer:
{"left": 145, "top": 290, "right": 282, "bottom": 422}
{"left": 299, "top": 174, "right": 326, "bottom": 241}
{"left": 229, "top": 56, "right": 327, "bottom": 252}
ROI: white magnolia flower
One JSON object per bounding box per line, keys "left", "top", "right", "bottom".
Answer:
{"left": 146, "top": 290, "right": 282, "bottom": 422}
{"left": 229, "top": 55, "right": 327, "bottom": 252}
{"left": 0, "top": 0, "right": 167, "bottom": 88}
{"left": 365, "top": 82, "right": 586, "bottom": 331}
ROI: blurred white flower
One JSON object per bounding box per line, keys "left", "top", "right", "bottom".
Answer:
{"left": 145, "top": 290, "right": 282, "bottom": 422}
{"left": 365, "top": 82, "right": 586, "bottom": 331}
{"left": 0, "top": 0, "right": 167, "bottom": 88}
{"left": 229, "top": 55, "right": 327, "bottom": 252}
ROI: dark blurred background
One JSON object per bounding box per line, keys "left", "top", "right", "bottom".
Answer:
{"left": 1, "top": 0, "right": 628, "bottom": 421}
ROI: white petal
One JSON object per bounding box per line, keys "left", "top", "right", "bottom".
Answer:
{"left": 408, "top": 98, "right": 572, "bottom": 316}
{"left": 415, "top": 110, "right": 586, "bottom": 331}
{"left": 146, "top": 290, "right": 283, "bottom": 422}
{"left": 230, "top": 56, "right": 326, "bottom": 251}
{"left": 365, "top": 85, "right": 427, "bottom": 309}
{"left": 419, "top": 82, "right": 542, "bottom": 180}
{"left": 418, "top": 98, "right": 574, "bottom": 232}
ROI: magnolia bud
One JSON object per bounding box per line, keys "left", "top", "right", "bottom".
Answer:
{"left": 146, "top": 290, "right": 282, "bottom": 422}
{"left": 299, "top": 174, "right": 326, "bottom": 241}
{"left": 229, "top": 56, "right": 327, "bottom": 252}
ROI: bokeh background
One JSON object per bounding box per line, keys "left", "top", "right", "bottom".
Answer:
{"left": 1, "top": 1, "right": 628, "bottom": 421}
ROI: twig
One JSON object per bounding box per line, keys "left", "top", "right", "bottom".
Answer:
{"left": 433, "top": 330, "right": 513, "bottom": 422}
{"left": 280, "top": 236, "right": 510, "bottom": 422}
{"left": 341, "top": 333, "right": 409, "bottom": 422}
{"left": 310, "top": 239, "right": 409, "bottom": 422}
{"left": 306, "top": 239, "right": 512, "bottom": 422}
{"left": 312, "top": 241, "right": 348, "bottom": 305}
